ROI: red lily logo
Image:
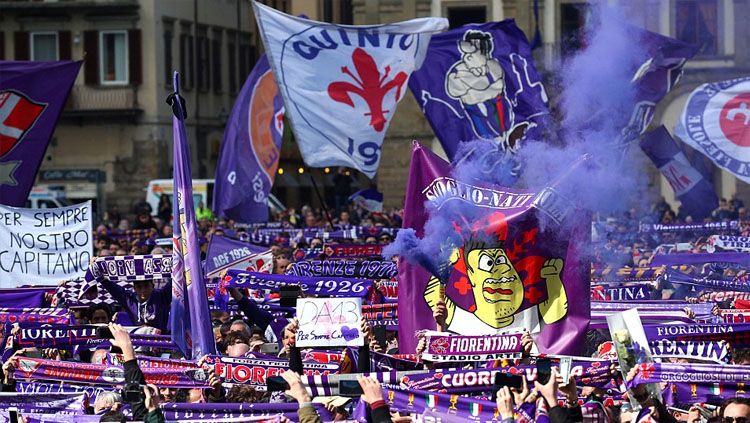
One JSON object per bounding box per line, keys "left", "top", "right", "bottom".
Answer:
{"left": 327, "top": 48, "right": 407, "bottom": 132}
{"left": 0, "top": 90, "right": 46, "bottom": 158}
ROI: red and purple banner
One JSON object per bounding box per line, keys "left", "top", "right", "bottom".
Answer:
{"left": 397, "top": 143, "right": 589, "bottom": 354}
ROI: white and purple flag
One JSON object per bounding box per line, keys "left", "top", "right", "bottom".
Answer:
{"left": 213, "top": 55, "right": 284, "bottom": 223}
{"left": 675, "top": 77, "right": 750, "bottom": 183}
{"left": 169, "top": 72, "right": 216, "bottom": 359}
{"left": 253, "top": 2, "right": 447, "bottom": 178}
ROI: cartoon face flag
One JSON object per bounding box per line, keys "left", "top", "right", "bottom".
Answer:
{"left": 398, "top": 143, "right": 589, "bottom": 354}
{"left": 252, "top": 2, "right": 448, "bottom": 178}
{"left": 675, "top": 77, "right": 750, "bottom": 183}
{"left": 407, "top": 21, "right": 549, "bottom": 161}
{"left": 213, "top": 55, "right": 284, "bottom": 223}
{"left": 0, "top": 61, "right": 82, "bottom": 206}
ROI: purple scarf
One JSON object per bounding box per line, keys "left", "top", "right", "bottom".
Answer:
{"left": 287, "top": 259, "right": 398, "bottom": 279}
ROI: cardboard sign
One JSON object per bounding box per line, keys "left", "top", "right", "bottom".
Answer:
{"left": 296, "top": 297, "right": 364, "bottom": 347}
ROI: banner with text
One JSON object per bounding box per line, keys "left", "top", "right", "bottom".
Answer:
{"left": 0, "top": 201, "right": 92, "bottom": 287}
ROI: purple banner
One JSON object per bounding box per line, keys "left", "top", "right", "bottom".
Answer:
{"left": 422, "top": 331, "right": 523, "bottom": 362}
{"left": 664, "top": 269, "right": 750, "bottom": 292}
{"left": 287, "top": 259, "right": 397, "bottom": 279}
{"left": 204, "top": 235, "right": 271, "bottom": 277}
{"left": 0, "top": 61, "right": 82, "bottom": 206}
{"left": 160, "top": 401, "right": 332, "bottom": 422}
{"left": 14, "top": 356, "right": 208, "bottom": 388}
{"left": 590, "top": 283, "right": 651, "bottom": 301}
{"left": 398, "top": 143, "right": 589, "bottom": 354}
{"left": 12, "top": 323, "right": 176, "bottom": 349}
{"left": 213, "top": 54, "right": 283, "bottom": 223}
{"left": 0, "top": 392, "right": 86, "bottom": 417}
{"left": 0, "top": 308, "right": 71, "bottom": 324}
{"left": 224, "top": 269, "right": 374, "bottom": 298}
{"left": 16, "top": 381, "right": 115, "bottom": 405}
{"left": 649, "top": 340, "right": 729, "bottom": 363}
{"left": 204, "top": 354, "right": 339, "bottom": 388}
{"left": 0, "top": 289, "right": 46, "bottom": 308}
{"left": 323, "top": 243, "right": 384, "bottom": 258}
{"left": 639, "top": 220, "right": 739, "bottom": 233}
{"left": 628, "top": 362, "right": 750, "bottom": 387}
{"left": 169, "top": 73, "right": 216, "bottom": 359}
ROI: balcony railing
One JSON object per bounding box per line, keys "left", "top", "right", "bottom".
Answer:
{"left": 63, "top": 85, "right": 142, "bottom": 119}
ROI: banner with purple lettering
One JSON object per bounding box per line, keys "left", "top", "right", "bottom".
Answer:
{"left": 213, "top": 55, "right": 284, "bottom": 223}
{"left": 0, "top": 61, "right": 82, "bottom": 207}
{"left": 204, "top": 235, "right": 272, "bottom": 278}
{"left": 408, "top": 21, "right": 549, "bottom": 161}
{"left": 168, "top": 73, "right": 216, "bottom": 359}
{"left": 709, "top": 235, "right": 750, "bottom": 252}
{"left": 253, "top": 2, "right": 447, "bottom": 177}
{"left": 397, "top": 143, "right": 589, "bottom": 354}
{"left": 640, "top": 126, "right": 717, "bottom": 220}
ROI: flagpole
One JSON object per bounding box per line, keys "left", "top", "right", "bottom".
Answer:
{"left": 309, "top": 173, "right": 335, "bottom": 228}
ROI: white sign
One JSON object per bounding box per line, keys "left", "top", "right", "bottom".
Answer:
{"left": 253, "top": 2, "right": 447, "bottom": 178}
{"left": 0, "top": 201, "right": 92, "bottom": 287}
{"left": 296, "top": 297, "right": 364, "bottom": 347}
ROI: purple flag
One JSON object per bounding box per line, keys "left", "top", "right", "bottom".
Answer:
{"left": 169, "top": 72, "right": 216, "bottom": 359}
{"left": 213, "top": 55, "right": 284, "bottom": 223}
{"left": 0, "top": 61, "right": 81, "bottom": 206}
{"left": 618, "top": 30, "right": 697, "bottom": 145}
{"left": 397, "top": 143, "right": 589, "bottom": 354}
{"left": 408, "top": 21, "right": 549, "bottom": 161}
{"left": 640, "top": 126, "right": 717, "bottom": 219}
{"left": 204, "top": 235, "right": 272, "bottom": 278}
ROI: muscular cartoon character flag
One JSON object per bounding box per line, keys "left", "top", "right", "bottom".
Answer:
{"left": 398, "top": 143, "right": 589, "bottom": 354}
{"left": 408, "top": 21, "right": 549, "bottom": 161}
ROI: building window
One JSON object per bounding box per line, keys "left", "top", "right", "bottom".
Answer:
{"left": 446, "top": 6, "right": 487, "bottom": 29}
{"left": 675, "top": 0, "right": 718, "bottom": 55}
{"left": 99, "top": 31, "right": 128, "bottom": 84}
{"left": 238, "top": 34, "right": 254, "bottom": 79}
{"left": 31, "top": 32, "right": 58, "bottom": 61}
{"left": 180, "top": 28, "right": 194, "bottom": 90}
{"left": 560, "top": 3, "right": 591, "bottom": 56}
{"left": 164, "top": 27, "right": 173, "bottom": 86}
{"left": 212, "top": 31, "right": 222, "bottom": 93}
{"left": 197, "top": 33, "right": 210, "bottom": 91}
{"left": 228, "top": 36, "right": 237, "bottom": 93}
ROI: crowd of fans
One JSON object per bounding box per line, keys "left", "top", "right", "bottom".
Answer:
{"left": 1, "top": 192, "right": 750, "bottom": 423}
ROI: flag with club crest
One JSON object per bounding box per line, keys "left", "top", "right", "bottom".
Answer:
{"left": 252, "top": 1, "right": 447, "bottom": 178}
{"left": 0, "top": 61, "right": 82, "bottom": 206}
{"left": 674, "top": 77, "right": 750, "bottom": 183}
{"left": 407, "top": 21, "right": 550, "bottom": 161}
{"left": 213, "top": 55, "right": 285, "bottom": 223}
{"left": 168, "top": 72, "right": 216, "bottom": 359}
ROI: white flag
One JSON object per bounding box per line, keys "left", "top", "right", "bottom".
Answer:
{"left": 253, "top": 2, "right": 447, "bottom": 177}
{"left": 674, "top": 77, "right": 750, "bottom": 183}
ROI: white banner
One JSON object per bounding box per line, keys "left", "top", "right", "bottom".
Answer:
{"left": 253, "top": 1, "right": 447, "bottom": 177}
{"left": 675, "top": 77, "right": 750, "bottom": 183}
{"left": 0, "top": 201, "right": 92, "bottom": 287}
{"left": 708, "top": 234, "right": 750, "bottom": 252}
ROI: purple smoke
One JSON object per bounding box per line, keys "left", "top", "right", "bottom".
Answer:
{"left": 391, "top": 2, "right": 657, "bottom": 271}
